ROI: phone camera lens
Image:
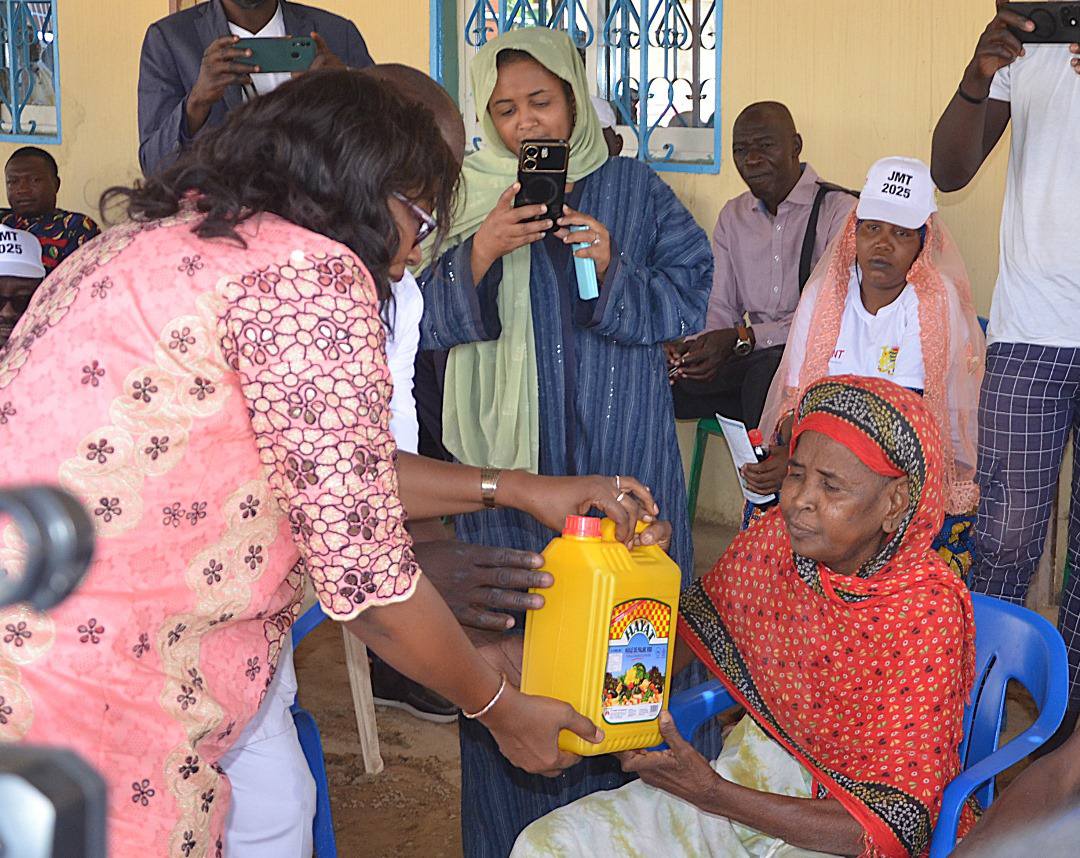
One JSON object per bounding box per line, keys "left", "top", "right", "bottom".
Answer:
{"left": 525, "top": 146, "right": 538, "bottom": 158}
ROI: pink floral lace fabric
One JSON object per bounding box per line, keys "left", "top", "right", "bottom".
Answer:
{"left": 0, "top": 208, "right": 418, "bottom": 856}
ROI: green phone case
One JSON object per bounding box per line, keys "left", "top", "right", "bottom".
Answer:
{"left": 234, "top": 37, "right": 316, "bottom": 73}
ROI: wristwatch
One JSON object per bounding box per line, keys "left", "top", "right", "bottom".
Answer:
{"left": 733, "top": 325, "right": 753, "bottom": 357}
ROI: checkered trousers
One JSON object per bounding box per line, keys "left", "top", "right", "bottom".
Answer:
{"left": 971, "top": 342, "right": 1080, "bottom": 707}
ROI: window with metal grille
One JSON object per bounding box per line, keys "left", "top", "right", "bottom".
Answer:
{"left": 0, "top": 0, "right": 59, "bottom": 142}
{"left": 431, "top": 0, "right": 723, "bottom": 173}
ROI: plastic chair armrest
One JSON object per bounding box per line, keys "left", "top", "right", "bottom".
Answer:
{"left": 667, "top": 680, "right": 735, "bottom": 743}
{"left": 929, "top": 727, "right": 1060, "bottom": 858}
{"left": 292, "top": 602, "right": 328, "bottom": 650}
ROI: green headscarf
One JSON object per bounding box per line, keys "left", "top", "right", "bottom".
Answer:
{"left": 441, "top": 28, "right": 609, "bottom": 472}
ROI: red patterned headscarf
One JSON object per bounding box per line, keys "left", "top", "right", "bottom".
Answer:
{"left": 679, "top": 375, "right": 976, "bottom": 858}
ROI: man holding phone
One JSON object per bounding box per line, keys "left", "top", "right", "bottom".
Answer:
{"left": 932, "top": 1, "right": 1080, "bottom": 751}
{"left": 138, "top": 0, "right": 373, "bottom": 175}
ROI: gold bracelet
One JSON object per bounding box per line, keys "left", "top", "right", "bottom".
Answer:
{"left": 463, "top": 672, "right": 507, "bottom": 720}
{"left": 480, "top": 467, "right": 501, "bottom": 509}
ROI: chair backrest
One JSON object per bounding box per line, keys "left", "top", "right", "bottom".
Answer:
{"left": 959, "top": 593, "right": 1065, "bottom": 808}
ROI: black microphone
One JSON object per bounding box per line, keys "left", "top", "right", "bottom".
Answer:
{"left": 0, "top": 486, "right": 95, "bottom": 612}
{"left": 0, "top": 485, "right": 105, "bottom": 858}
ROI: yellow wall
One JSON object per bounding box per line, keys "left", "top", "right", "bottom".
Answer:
{"left": 8, "top": 1, "right": 1010, "bottom": 524}
{"left": 14, "top": 0, "right": 1007, "bottom": 313}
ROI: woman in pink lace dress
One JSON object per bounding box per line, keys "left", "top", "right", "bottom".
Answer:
{"left": 0, "top": 71, "right": 661, "bottom": 857}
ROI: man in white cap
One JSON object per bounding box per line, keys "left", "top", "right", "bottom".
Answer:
{"left": 932, "top": 1, "right": 1080, "bottom": 751}
{"left": 590, "top": 94, "right": 623, "bottom": 158}
{"left": 0, "top": 227, "right": 46, "bottom": 349}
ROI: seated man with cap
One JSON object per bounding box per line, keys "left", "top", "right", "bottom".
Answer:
{"left": 0, "top": 227, "right": 47, "bottom": 349}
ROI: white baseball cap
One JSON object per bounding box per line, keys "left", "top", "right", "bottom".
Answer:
{"left": 0, "top": 228, "right": 45, "bottom": 279}
{"left": 590, "top": 95, "right": 617, "bottom": 130}
{"left": 856, "top": 156, "right": 937, "bottom": 230}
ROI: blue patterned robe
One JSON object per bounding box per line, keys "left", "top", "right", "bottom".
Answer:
{"left": 420, "top": 156, "right": 716, "bottom": 857}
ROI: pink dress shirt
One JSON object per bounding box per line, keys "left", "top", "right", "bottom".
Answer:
{"left": 704, "top": 163, "right": 855, "bottom": 347}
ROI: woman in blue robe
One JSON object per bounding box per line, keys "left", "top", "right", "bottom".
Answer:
{"left": 419, "top": 28, "right": 718, "bottom": 857}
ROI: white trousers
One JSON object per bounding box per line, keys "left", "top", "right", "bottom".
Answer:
{"left": 219, "top": 639, "right": 316, "bottom": 857}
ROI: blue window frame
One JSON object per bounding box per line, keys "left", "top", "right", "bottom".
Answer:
{"left": 0, "top": 0, "right": 60, "bottom": 143}
{"left": 431, "top": 0, "right": 723, "bottom": 174}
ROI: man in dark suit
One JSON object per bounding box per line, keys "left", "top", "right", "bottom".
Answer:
{"left": 138, "top": 0, "right": 373, "bottom": 175}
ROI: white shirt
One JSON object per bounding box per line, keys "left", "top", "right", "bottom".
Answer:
{"left": 386, "top": 272, "right": 423, "bottom": 454}
{"left": 989, "top": 45, "right": 1080, "bottom": 347}
{"left": 828, "top": 268, "right": 925, "bottom": 388}
{"left": 227, "top": 3, "right": 293, "bottom": 97}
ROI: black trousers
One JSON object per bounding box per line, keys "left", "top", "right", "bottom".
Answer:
{"left": 670, "top": 344, "right": 785, "bottom": 428}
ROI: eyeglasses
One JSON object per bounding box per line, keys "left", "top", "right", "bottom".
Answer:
{"left": 0, "top": 294, "right": 33, "bottom": 315}
{"left": 392, "top": 192, "right": 438, "bottom": 248}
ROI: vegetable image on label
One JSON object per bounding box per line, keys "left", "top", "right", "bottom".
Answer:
{"left": 602, "top": 598, "right": 671, "bottom": 725}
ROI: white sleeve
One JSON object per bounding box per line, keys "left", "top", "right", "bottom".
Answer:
{"left": 385, "top": 273, "right": 424, "bottom": 454}
{"left": 989, "top": 64, "right": 1011, "bottom": 102}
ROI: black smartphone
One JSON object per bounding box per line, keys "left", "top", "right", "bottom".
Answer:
{"left": 1005, "top": 3, "right": 1080, "bottom": 42}
{"left": 514, "top": 139, "right": 569, "bottom": 235}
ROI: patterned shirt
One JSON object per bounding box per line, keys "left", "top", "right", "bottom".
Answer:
{"left": 0, "top": 208, "right": 101, "bottom": 271}
{"left": 0, "top": 207, "right": 418, "bottom": 856}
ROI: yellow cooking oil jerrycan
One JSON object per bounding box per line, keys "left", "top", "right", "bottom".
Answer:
{"left": 520, "top": 515, "right": 681, "bottom": 755}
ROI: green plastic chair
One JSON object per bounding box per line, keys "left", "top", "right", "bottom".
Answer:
{"left": 686, "top": 417, "right": 724, "bottom": 524}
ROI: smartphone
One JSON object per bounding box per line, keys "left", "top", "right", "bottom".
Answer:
{"left": 234, "top": 36, "right": 316, "bottom": 73}
{"left": 514, "top": 139, "right": 569, "bottom": 235}
{"left": 1005, "top": 3, "right": 1080, "bottom": 42}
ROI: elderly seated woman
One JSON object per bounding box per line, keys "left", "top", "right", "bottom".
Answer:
{"left": 745, "top": 157, "right": 985, "bottom": 580}
{"left": 505, "top": 376, "right": 977, "bottom": 858}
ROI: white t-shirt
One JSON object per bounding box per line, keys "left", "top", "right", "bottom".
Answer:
{"left": 228, "top": 3, "right": 293, "bottom": 97}
{"left": 386, "top": 272, "right": 423, "bottom": 454}
{"left": 988, "top": 45, "right": 1080, "bottom": 347}
{"left": 827, "top": 269, "right": 925, "bottom": 389}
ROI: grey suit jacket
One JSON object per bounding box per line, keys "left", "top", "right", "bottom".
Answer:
{"left": 138, "top": 0, "right": 373, "bottom": 175}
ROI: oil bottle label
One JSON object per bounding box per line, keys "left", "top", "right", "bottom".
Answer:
{"left": 602, "top": 598, "right": 670, "bottom": 725}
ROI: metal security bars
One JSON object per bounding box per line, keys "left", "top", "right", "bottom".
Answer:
{"left": 433, "top": 0, "right": 723, "bottom": 173}
{"left": 0, "top": 0, "right": 59, "bottom": 142}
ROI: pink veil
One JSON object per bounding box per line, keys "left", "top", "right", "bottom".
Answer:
{"left": 758, "top": 211, "right": 985, "bottom": 514}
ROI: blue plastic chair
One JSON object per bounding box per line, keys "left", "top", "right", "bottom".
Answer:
{"left": 667, "top": 593, "right": 1068, "bottom": 857}
{"left": 291, "top": 602, "right": 337, "bottom": 858}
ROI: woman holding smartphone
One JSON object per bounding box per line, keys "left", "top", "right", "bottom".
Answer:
{"left": 419, "top": 27, "right": 716, "bottom": 857}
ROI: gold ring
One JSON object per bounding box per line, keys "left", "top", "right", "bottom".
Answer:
{"left": 615, "top": 492, "right": 626, "bottom": 502}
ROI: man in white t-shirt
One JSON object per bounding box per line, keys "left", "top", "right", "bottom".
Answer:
{"left": 932, "top": 0, "right": 1080, "bottom": 748}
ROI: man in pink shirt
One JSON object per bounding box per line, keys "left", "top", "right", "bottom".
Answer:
{"left": 668, "top": 102, "right": 855, "bottom": 428}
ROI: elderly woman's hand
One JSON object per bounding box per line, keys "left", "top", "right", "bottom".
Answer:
{"left": 556, "top": 207, "right": 612, "bottom": 281}
{"left": 741, "top": 446, "right": 789, "bottom": 496}
{"left": 618, "top": 712, "right": 724, "bottom": 809}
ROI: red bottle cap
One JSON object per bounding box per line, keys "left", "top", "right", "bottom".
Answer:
{"left": 563, "top": 515, "right": 601, "bottom": 539}
{"left": 748, "top": 429, "right": 764, "bottom": 446}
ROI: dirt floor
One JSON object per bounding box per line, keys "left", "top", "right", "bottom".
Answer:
{"left": 294, "top": 521, "right": 1041, "bottom": 857}
{"left": 296, "top": 622, "right": 463, "bottom": 857}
